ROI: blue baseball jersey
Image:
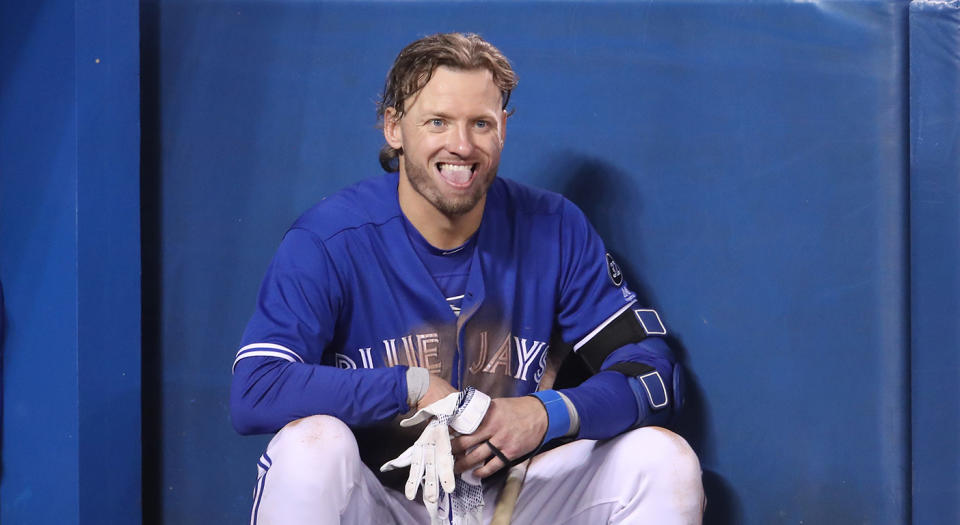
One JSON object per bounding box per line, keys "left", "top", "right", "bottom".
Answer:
{"left": 232, "top": 172, "right": 642, "bottom": 474}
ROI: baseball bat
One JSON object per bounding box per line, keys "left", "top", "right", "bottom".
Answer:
{"left": 489, "top": 358, "right": 560, "bottom": 524}
{"left": 489, "top": 458, "right": 530, "bottom": 525}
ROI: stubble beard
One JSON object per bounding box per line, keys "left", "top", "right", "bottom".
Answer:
{"left": 403, "top": 155, "right": 496, "bottom": 217}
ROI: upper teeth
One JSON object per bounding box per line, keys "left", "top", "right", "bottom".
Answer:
{"left": 439, "top": 163, "right": 471, "bottom": 172}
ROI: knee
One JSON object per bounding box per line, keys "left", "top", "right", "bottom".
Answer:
{"left": 610, "top": 427, "right": 703, "bottom": 494}
{"left": 601, "top": 427, "right": 705, "bottom": 522}
{"left": 266, "top": 415, "right": 360, "bottom": 475}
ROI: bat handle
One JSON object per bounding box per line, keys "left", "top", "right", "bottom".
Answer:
{"left": 489, "top": 458, "right": 530, "bottom": 525}
{"left": 490, "top": 364, "right": 557, "bottom": 524}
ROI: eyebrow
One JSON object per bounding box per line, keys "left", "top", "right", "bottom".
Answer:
{"left": 422, "top": 111, "right": 496, "bottom": 122}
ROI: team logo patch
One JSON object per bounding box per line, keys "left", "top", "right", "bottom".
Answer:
{"left": 606, "top": 253, "right": 623, "bottom": 287}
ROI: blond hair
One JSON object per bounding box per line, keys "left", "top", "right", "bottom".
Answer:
{"left": 376, "top": 33, "right": 518, "bottom": 172}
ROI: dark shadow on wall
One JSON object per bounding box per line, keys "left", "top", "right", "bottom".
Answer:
{"left": 140, "top": 1, "right": 165, "bottom": 523}
{"left": 547, "top": 154, "right": 742, "bottom": 525}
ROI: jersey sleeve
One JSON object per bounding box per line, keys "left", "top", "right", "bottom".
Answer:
{"left": 230, "top": 228, "right": 410, "bottom": 434}
{"left": 235, "top": 228, "right": 341, "bottom": 367}
{"left": 556, "top": 199, "right": 637, "bottom": 348}
{"left": 559, "top": 338, "right": 677, "bottom": 439}
{"left": 552, "top": 200, "right": 674, "bottom": 441}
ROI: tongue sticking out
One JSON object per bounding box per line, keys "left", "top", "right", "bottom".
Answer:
{"left": 439, "top": 164, "right": 473, "bottom": 186}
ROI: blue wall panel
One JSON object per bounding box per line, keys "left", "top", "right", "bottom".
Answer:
{"left": 0, "top": 2, "right": 82, "bottom": 520}
{"left": 909, "top": 2, "right": 960, "bottom": 524}
{"left": 0, "top": 1, "right": 141, "bottom": 523}
{"left": 142, "top": 1, "right": 924, "bottom": 523}
{"left": 75, "top": 2, "right": 143, "bottom": 523}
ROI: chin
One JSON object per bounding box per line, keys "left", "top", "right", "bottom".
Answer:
{"left": 436, "top": 173, "right": 495, "bottom": 216}
{"left": 431, "top": 193, "right": 483, "bottom": 217}
{"left": 406, "top": 156, "right": 496, "bottom": 217}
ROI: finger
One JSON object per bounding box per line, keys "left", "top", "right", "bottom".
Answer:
{"left": 472, "top": 454, "right": 507, "bottom": 479}
{"left": 380, "top": 446, "right": 413, "bottom": 472}
{"left": 454, "top": 443, "right": 489, "bottom": 474}
{"left": 405, "top": 444, "right": 424, "bottom": 500}
{"left": 436, "top": 429, "right": 456, "bottom": 493}
{"left": 399, "top": 411, "right": 430, "bottom": 427}
{"left": 423, "top": 442, "right": 438, "bottom": 505}
{"left": 424, "top": 478, "right": 440, "bottom": 522}
{"left": 471, "top": 440, "right": 510, "bottom": 479}
{"left": 484, "top": 440, "right": 510, "bottom": 465}
{"left": 451, "top": 431, "right": 489, "bottom": 455}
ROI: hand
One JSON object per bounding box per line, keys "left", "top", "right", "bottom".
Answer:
{"left": 450, "top": 396, "right": 548, "bottom": 479}
{"left": 380, "top": 419, "right": 456, "bottom": 521}
{"left": 380, "top": 389, "right": 492, "bottom": 521}
{"left": 416, "top": 374, "right": 458, "bottom": 411}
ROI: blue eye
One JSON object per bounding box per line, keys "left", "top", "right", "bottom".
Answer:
{"left": 430, "top": 119, "right": 444, "bottom": 127}
{"left": 475, "top": 120, "right": 488, "bottom": 129}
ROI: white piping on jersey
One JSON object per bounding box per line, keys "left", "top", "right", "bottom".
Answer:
{"left": 251, "top": 452, "right": 272, "bottom": 525}
{"left": 441, "top": 246, "right": 467, "bottom": 255}
{"left": 573, "top": 300, "right": 638, "bottom": 352}
{"left": 233, "top": 343, "right": 304, "bottom": 373}
{"left": 447, "top": 295, "right": 464, "bottom": 316}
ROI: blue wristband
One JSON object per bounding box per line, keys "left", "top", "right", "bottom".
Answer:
{"left": 529, "top": 390, "right": 572, "bottom": 445}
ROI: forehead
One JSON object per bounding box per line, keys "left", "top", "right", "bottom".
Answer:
{"left": 406, "top": 66, "right": 502, "bottom": 115}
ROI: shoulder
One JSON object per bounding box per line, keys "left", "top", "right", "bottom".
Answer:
{"left": 487, "top": 177, "right": 571, "bottom": 217}
{"left": 489, "top": 178, "right": 591, "bottom": 232}
{"left": 290, "top": 173, "right": 401, "bottom": 241}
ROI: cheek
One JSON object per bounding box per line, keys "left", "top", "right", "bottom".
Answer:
{"left": 483, "top": 138, "right": 504, "bottom": 160}
{"left": 410, "top": 136, "right": 445, "bottom": 159}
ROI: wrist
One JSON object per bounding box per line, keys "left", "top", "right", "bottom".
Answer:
{"left": 405, "top": 367, "right": 430, "bottom": 409}
{"left": 556, "top": 391, "right": 580, "bottom": 437}
{"left": 528, "top": 390, "right": 573, "bottom": 445}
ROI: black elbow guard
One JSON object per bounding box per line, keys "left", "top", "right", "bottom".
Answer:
{"left": 576, "top": 307, "right": 667, "bottom": 373}
{"left": 576, "top": 306, "right": 684, "bottom": 426}
{"left": 607, "top": 359, "right": 685, "bottom": 427}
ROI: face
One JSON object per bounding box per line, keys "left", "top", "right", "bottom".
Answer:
{"left": 385, "top": 66, "right": 507, "bottom": 217}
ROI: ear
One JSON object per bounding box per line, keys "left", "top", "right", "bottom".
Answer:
{"left": 383, "top": 107, "right": 403, "bottom": 150}
{"left": 499, "top": 109, "right": 508, "bottom": 145}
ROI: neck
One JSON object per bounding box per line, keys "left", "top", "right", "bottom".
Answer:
{"left": 397, "top": 174, "right": 485, "bottom": 251}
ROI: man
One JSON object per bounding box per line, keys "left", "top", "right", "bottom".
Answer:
{"left": 231, "top": 32, "right": 704, "bottom": 524}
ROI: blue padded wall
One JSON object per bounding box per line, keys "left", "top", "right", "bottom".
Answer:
{"left": 0, "top": 2, "right": 141, "bottom": 523}
{"left": 909, "top": 2, "right": 960, "bottom": 524}
{"left": 140, "top": 1, "right": 955, "bottom": 524}
{"left": 0, "top": 3, "right": 80, "bottom": 519}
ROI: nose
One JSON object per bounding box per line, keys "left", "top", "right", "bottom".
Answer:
{"left": 447, "top": 124, "right": 475, "bottom": 157}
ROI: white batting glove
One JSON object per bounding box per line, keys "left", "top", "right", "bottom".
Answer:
{"left": 380, "top": 419, "right": 455, "bottom": 520}
{"left": 450, "top": 471, "right": 484, "bottom": 525}
{"left": 380, "top": 389, "right": 491, "bottom": 523}
{"left": 402, "top": 387, "right": 491, "bottom": 434}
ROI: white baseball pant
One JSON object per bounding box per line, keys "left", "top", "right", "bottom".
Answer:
{"left": 250, "top": 415, "right": 705, "bottom": 525}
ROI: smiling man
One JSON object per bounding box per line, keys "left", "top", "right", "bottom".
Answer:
{"left": 389, "top": 65, "right": 501, "bottom": 219}
{"left": 231, "top": 33, "right": 705, "bottom": 524}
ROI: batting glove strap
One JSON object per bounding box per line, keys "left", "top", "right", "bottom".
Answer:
{"left": 529, "top": 390, "right": 572, "bottom": 446}
{"left": 450, "top": 388, "right": 491, "bottom": 435}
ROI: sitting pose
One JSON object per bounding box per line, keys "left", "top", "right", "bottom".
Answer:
{"left": 231, "top": 32, "right": 705, "bottom": 525}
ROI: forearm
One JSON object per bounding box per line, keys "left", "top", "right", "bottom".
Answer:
{"left": 230, "top": 356, "right": 410, "bottom": 434}
{"left": 560, "top": 337, "right": 679, "bottom": 440}
{"left": 558, "top": 370, "right": 639, "bottom": 440}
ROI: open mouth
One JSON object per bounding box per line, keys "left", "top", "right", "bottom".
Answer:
{"left": 436, "top": 162, "right": 477, "bottom": 189}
